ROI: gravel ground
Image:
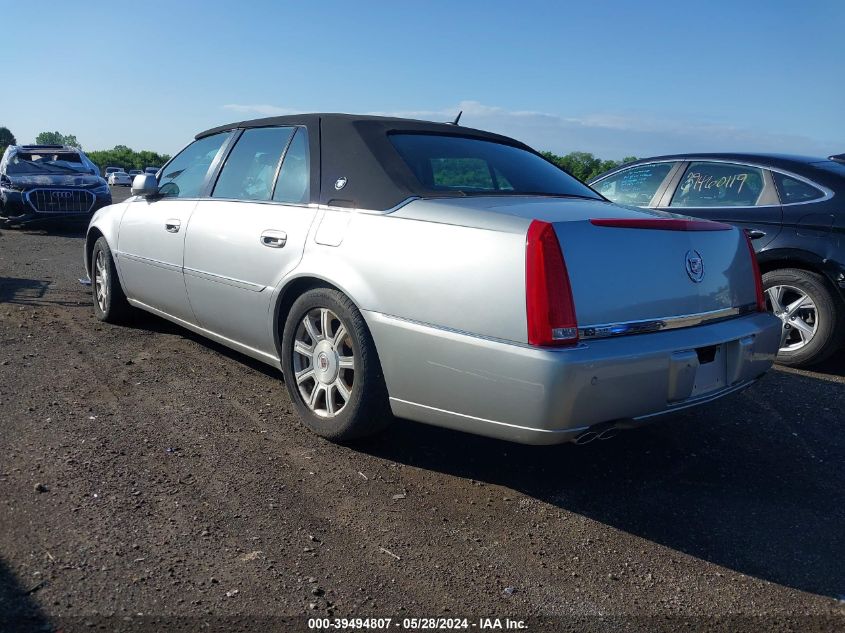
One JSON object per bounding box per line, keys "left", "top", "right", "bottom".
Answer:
{"left": 1, "top": 188, "right": 844, "bottom": 632}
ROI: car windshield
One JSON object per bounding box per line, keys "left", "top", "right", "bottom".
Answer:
{"left": 7, "top": 152, "right": 93, "bottom": 175}
{"left": 389, "top": 133, "right": 602, "bottom": 199}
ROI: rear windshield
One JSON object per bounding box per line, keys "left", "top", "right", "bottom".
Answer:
{"left": 389, "top": 133, "right": 601, "bottom": 199}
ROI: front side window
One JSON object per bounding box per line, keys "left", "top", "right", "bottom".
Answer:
{"left": 273, "top": 128, "right": 310, "bottom": 204}
{"left": 159, "top": 132, "right": 230, "bottom": 199}
{"left": 213, "top": 127, "right": 294, "bottom": 201}
{"left": 773, "top": 172, "right": 824, "bottom": 203}
{"left": 389, "top": 133, "right": 601, "bottom": 198}
{"left": 671, "top": 162, "right": 765, "bottom": 208}
{"left": 594, "top": 163, "right": 674, "bottom": 206}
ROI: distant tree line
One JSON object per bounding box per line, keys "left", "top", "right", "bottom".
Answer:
{"left": 1, "top": 128, "right": 171, "bottom": 173}
{"left": 542, "top": 151, "right": 638, "bottom": 182}
{"left": 0, "top": 126, "right": 16, "bottom": 156}
{"left": 35, "top": 131, "right": 81, "bottom": 147}
{"left": 85, "top": 146, "right": 171, "bottom": 173}
{"left": 34, "top": 130, "right": 170, "bottom": 172}
{"left": 3, "top": 126, "right": 633, "bottom": 183}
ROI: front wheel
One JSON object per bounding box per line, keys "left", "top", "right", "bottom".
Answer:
{"left": 91, "top": 237, "right": 132, "bottom": 323}
{"left": 763, "top": 268, "right": 845, "bottom": 367}
{"left": 281, "top": 288, "right": 392, "bottom": 442}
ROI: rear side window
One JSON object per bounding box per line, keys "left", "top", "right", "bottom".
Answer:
{"left": 273, "top": 128, "right": 310, "bottom": 204}
{"left": 213, "top": 127, "right": 294, "bottom": 201}
{"left": 773, "top": 172, "right": 825, "bottom": 203}
{"left": 671, "top": 162, "right": 764, "bottom": 208}
{"left": 389, "top": 134, "right": 600, "bottom": 198}
{"left": 593, "top": 163, "right": 674, "bottom": 206}
{"left": 159, "top": 132, "right": 230, "bottom": 198}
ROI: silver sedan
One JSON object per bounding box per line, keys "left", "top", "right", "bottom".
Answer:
{"left": 84, "top": 114, "right": 781, "bottom": 445}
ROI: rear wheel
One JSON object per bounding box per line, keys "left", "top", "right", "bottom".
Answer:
{"left": 91, "top": 237, "right": 132, "bottom": 323}
{"left": 281, "top": 288, "right": 392, "bottom": 442}
{"left": 763, "top": 268, "right": 845, "bottom": 367}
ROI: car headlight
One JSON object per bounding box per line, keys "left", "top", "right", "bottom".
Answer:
{"left": 92, "top": 183, "right": 110, "bottom": 194}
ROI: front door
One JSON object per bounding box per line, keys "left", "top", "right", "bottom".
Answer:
{"left": 116, "top": 131, "right": 232, "bottom": 323}
{"left": 117, "top": 198, "right": 198, "bottom": 322}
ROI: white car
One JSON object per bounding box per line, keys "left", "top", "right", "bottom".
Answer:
{"left": 107, "top": 171, "right": 132, "bottom": 187}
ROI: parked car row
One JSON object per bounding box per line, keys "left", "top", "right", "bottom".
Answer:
{"left": 107, "top": 171, "right": 132, "bottom": 186}
{"left": 83, "top": 114, "right": 781, "bottom": 447}
{"left": 103, "top": 165, "right": 161, "bottom": 185}
{"left": 589, "top": 154, "right": 845, "bottom": 366}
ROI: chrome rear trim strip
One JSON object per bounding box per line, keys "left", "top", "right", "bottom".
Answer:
{"left": 579, "top": 304, "right": 757, "bottom": 340}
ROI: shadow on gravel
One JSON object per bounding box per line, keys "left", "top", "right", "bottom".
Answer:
{"left": 17, "top": 222, "right": 88, "bottom": 238}
{"left": 363, "top": 366, "right": 845, "bottom": 599}
{"left": 0, "top": 558, "right": 51, "bottom": 633}
{"left": 798, "top": 349, "right": 845, "bottom": 378}
{"left": 0, "top": 277, "right": 51, "bottom": 304}
{"left": 123, "top": 312, "right": 282, "bottom": 380}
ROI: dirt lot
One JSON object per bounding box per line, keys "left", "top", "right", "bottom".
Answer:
{"left": 1, "top": 188, "right": 844, "bottom": 632}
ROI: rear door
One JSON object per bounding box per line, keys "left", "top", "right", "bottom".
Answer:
{"left": 183, "top": 126, "right": 317, "bottom": 357}
{"left": 655, "top": 160, "right": 782, "bottom": 249}
{"left": 117, "top": 131, "right": 231, "bottom": 323}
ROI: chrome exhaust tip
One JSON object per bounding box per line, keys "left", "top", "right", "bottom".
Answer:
{"left": 574, "top": 431, "right": 598, "bottom": 445}
{"left": 597, "top": 428, "right": 620, "bottom": 441}
{"left": 574, "top": 421, "right": 625, "bottom": 445}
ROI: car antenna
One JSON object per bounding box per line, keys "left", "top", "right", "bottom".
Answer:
{"left": 450, "top": 110, "right": 463, "bottom": 125}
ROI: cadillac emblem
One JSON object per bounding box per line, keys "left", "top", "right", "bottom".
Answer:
{"left": 685, "top": 250, "right": 704, "bottom": 283}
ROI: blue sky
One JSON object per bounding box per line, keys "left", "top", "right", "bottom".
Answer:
{"left": 1, "top": 0, "right": 843, "bottom": 158}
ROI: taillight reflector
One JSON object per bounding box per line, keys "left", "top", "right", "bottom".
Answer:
{"left": 526, "top": 220, "right": 578, "bottom": 346}
{"left": 590, "top": 218, "right": 732, "bottom": 231}
{"left": 744, "top": 232, "right": 766, "bottom": 312}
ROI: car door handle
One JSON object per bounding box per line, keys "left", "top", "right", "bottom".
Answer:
{"left": 745, "top": 229, "right": 766, "bottom": 240}
{"left": 260, "top": 230, "right": 287, "bottom": 248}
{"left": 164, "top": 219, "right": 181, "bottom": 233}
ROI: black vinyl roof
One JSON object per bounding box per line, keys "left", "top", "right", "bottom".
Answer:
{"left": 196, "top": 113, "right": 538, "bottom": 210}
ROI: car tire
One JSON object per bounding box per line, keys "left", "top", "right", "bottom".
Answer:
{"left": 762, "top": 268, "right": 845, "bottom": 367}
{"left": 91, "top": 236, "right": 133, "bottom": 324}
{"left": 281, "top": 288, "right": 392, "bottom": 442}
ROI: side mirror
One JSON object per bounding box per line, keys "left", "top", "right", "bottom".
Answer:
{"left": 131, "top": 173, "right": 159, "bottom": 197}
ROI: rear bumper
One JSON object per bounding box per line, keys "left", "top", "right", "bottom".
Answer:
{"left": 366, "top": 310, "right": 781, "bottom": 444}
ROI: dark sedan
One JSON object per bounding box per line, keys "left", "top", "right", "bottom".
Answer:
{"left": 589, "top": 153, "right": 845, "bottom": 367}
{"left": 0, "top": 144, "right": 112, "bottom": 227}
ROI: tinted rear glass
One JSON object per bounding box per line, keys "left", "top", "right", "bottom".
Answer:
{"left": 389, "top": 134, "right": 600, "bottom": 198}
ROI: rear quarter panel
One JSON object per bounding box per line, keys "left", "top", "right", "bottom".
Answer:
{"left": 291, "top": 208, "right": 530, "bottom": 343}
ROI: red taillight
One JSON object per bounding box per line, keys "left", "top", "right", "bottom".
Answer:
{"left": 589, "top": 218, "right": 732, "bottom": 231}
{"left": 526, "top": 220, "right": 578, "bottom": 346}
{"left": 744, "top": 232, "right": 765, "bottom": 312}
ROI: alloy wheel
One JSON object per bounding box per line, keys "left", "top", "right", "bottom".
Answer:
{"left": 765, "top": 284, "right": 818, "bottom": 352}
{"left": 291, "top": 307, "right": 355, "bottom": 417}
{"left": 94, "top": 250, "right": 109, "bottom": 312}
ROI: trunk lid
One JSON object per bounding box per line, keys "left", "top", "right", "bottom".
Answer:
{"left": 552, "top": 217, "right": 756, "bottom": 328}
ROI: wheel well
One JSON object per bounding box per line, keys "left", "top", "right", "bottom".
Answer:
{"left": 85, "top": 228, "right": 104, "bottom": 273}
{"left": 274, "top": 277, "right": 347, "bottom": 351}
{"left": 758, "top": 258, "right": 821, "bottom": 277}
